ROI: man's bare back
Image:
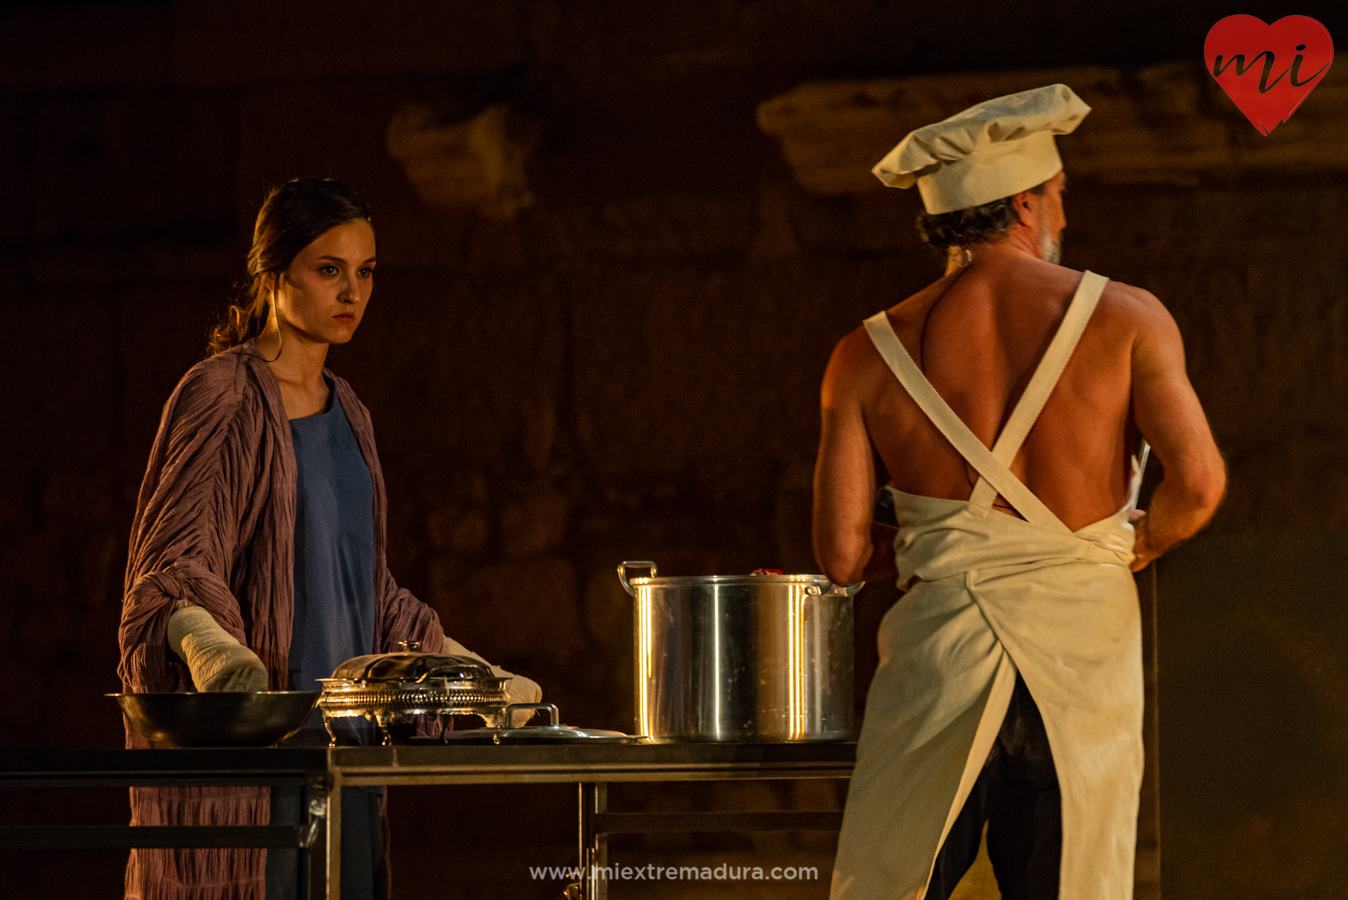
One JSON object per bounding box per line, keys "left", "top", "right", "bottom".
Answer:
{"left": 840, "top": 254, "right": 1143, "bottom": 529}
{"left": 813, "top": 174, "right": 1225, "bottom": 585}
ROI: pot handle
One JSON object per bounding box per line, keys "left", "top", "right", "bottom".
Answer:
{"left": 809, "top": 580, "right": 865, "bottom": 597}
{"left": 617, "top": 560, "right": 657, "bottom": 596}
{"left": 503, "top": 702, "right": 559, "bottom": 727}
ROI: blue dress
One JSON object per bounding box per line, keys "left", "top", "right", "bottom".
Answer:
{"left": 266, "top": 379, "right": 385, "bottom": 900}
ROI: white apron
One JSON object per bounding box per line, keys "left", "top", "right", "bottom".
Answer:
{"left": 830, "top": 271, "right": 1145, "bottom": 900}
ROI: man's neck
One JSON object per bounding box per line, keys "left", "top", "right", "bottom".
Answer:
{"left": 947, "top": 234, "right": 1045, "bottom": 275}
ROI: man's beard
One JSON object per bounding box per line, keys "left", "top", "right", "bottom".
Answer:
{"left": 1038, "top": 218, "right": 1062, "bottom": 265}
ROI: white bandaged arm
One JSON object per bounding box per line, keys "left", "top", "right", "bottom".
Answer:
{"left": 442, "top": 636, "right": 542, "bottom": 727}
{"left": 167, "top": 605, "right": 269, "bottom": 692}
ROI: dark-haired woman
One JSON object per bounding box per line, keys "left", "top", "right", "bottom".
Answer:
{"left": 118, "top": 177, "right": 539, "bottom": 900}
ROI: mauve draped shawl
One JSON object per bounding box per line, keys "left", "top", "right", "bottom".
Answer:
{"left": 118, "top": 344, "right": 445, "bottom": 900}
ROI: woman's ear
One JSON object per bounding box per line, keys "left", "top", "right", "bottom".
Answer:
{"left": 267, "top": 273, "right": 282, "bottom": 323}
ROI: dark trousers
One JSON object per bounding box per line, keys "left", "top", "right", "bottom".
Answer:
{"left": 925, "top": 674, "right": 1062, "bottom": 900}
{"left": 265, "top": 785, "right": 386, "bottom": 900}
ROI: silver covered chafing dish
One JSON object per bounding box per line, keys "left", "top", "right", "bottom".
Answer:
{"left": 317, "top": 640, "right": 510, "bottom": 746}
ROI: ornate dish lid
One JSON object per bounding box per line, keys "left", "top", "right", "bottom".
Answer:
{"left": 329, "top": 643, "right": 496, "bottom": 684}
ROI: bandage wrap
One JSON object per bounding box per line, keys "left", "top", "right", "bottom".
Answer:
{"left": 167, "top": 605, "right": 269, "bottom": 692}
{"left": 442, "top": 635, "right": 542, "bottom": 726}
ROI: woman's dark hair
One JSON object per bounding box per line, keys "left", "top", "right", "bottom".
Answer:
{"left": 915, "top": 181, "right": 1046, "bottom": 252}
{"left": 208, "top": 177, "right": 371, "bottom": 355}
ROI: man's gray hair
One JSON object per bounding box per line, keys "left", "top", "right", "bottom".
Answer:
{"left": 915, "top": 181, "right": 1048, "bottom": 251}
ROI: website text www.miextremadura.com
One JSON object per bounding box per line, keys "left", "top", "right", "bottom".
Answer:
{"left": 529, "top": 862, "right": 821, "bottom": 882}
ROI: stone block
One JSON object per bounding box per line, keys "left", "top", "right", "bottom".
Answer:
{"left": 1063, "top": 182, "right": 1348, "bottom": 457}
{"left": 0, "top": 98, "right": 36, "bottom": 244}
{"left": 6, "top": 288, "right": 118, "bottom": 473}
{"left": 580, "top": 566, "right": 631, "bottom": 652}
{"left": 756, "top": 78, "right": 918, "bottom": 196}
{"left": 428, "top": 509, "right": 490, "bottom": 557}
{"left": 41, "top": 470, "right": 118, "bottom": 530}
{"left": 32, "top": 92, "right": 235, "bottom": 241}
{"left": 325, "top": 265, "right": 566, "bottom": 477}
{"left": 538, "top": 0, "right": 750, "bottom": 92}
{"left": 773, "top": 459, "right": 817, "bottom": 574}
{"left": 236, "top": 82, "right": 550, "bottom": 275}
{"left": 569, "top": 257, "right": 922, "bottom": 479}
{"left": 113, "top": 278, "right": 239, "bottom": 462}
{"left": 752, "top": 178, "right": 912, "bottom": 260}
{"left": 81, "top": 530, "right": 122, "bottom": 612}
{"left": 27, "top": 243, "right": 235, "bottom": 288}
{"left": 546, "top": 190, "right": 760, "bottom": 262}
{"left": 757, "top": 62, "right": 1348, "bottom": 195}
{"left": 1218, "top": 437, "right": 1348, "bottom": 533}
{"left": 0, "top": 3, "right": 169, "bottom": 90}
{"left": 422, "top": 467, "right": 491, "bottom": 509}
{"left": 570, "top": 263, "right": 793, "bottom": 476}
{"left": 172, "top": 0, "right": 522, "bottom": 86}
{"left": 236, "top": 81, "right": 404, "bottom": 238}
{"left": 240, "top": 91, "right": 516, "bottom": 271}
{"left": 387, "top": 103, "right": 537, "bottom": 218}
{"left": 1158, "top": 532, "right": 1348, "bottom": 900}
{"left": 11, "top": 528, "right": 66, "bottom": 609}
{"left": 500, "top": 484, "right": 569, "bottom": 558}
{"left": 422, "top": 468, "right": 492, "bottom": 562}
{"left": 452, "top": 555, "right": 582, "bottom": 671}
{"left": 426, "top": 555, "right": 471, "bottom": 607}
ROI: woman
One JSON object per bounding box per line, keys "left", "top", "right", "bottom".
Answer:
{"left": 118, "top": 177, "right": 539, "bottom": 900}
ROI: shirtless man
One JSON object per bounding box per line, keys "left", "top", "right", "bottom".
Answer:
{"left": 815, "top": 85, "right": 1225, "bottom": 900}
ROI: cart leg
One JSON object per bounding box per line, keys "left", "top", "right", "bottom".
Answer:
{"left": 304, "top": 773, "right": 331, "bottom": 900}
{"left": 578, "top": 782, "right": 607, "bottom": 900}
{"left": 327, "top": 771, "right": 343, "bottom": 900}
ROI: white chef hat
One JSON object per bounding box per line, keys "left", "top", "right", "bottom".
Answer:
{"left": 872, "top": 83, "right": 1090, "bottom": 214}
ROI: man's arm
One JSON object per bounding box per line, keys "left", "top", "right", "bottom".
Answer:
{"left": 1128, "top": 290, "right": 1227, "bottom": 571}
{"left": 813, "top": 332, "right": 897, "bottom": 585}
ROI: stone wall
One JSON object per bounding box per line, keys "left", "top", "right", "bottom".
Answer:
{"left": 2, "top": 1, "right": 1347, "bottom": 898}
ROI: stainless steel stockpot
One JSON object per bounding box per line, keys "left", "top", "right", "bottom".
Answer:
{"left": 618, "top": 561, "right": 858, "bottom": 742}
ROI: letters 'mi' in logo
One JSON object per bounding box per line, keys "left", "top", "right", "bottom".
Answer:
{"left": 1205, "top": 15, "right": 1333, "bottom": 135}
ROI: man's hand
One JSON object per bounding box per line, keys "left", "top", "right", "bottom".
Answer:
{"left": 862, "top": 522, "right": 900, "bottom": 582}
{"left": 1128, "top": 288, "right": 1226, "bottom": 564}
{"left": 1128, "top": 509, "right": 1158, "bottom": 572}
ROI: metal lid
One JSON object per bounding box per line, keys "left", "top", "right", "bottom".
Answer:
{"left": 442, "top": 704, "right": 640, "bottom": 743}
{"left": 617, "top": 561, "right": 862, "bottom": 596}
{"left": 443, "top": 724, "right": 637, "bottom": 743}
{"left": 328, "top": 642, "right": 495, "bottom": 684}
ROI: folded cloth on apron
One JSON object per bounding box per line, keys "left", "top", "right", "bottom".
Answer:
{"left": 830, "top": 271, "right": 1146, "bottom": 900}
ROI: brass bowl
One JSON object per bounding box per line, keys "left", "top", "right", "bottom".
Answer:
{"left": 111, "top": 692, "right": 320, "bottom": 748}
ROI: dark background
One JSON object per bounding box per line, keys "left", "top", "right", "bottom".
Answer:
{"left": 1, "top": 1, "right": 1346, "bottom": 897}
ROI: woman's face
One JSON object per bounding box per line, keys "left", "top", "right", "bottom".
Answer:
{"left": 274, "top": 218, "right": 376, "bottom": 346}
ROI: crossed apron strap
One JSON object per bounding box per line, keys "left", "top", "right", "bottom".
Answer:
{"left": 863, "top": 271, "right": 1110, "bottom": 535}
{"left": 968, "top": 271, "right": 1110, "bottom": 509}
